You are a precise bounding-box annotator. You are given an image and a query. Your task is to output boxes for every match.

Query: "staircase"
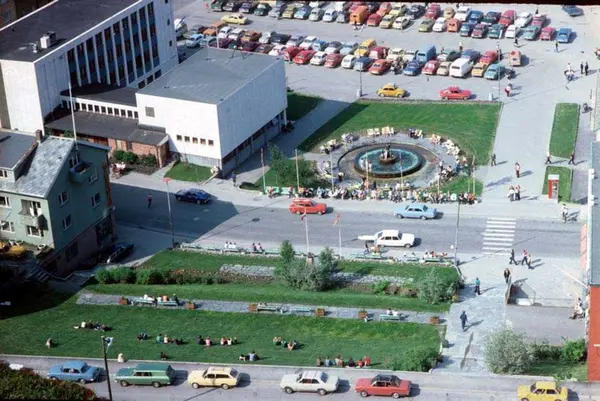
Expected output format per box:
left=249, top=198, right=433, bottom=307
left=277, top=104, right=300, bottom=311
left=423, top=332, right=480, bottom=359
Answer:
left=24, top=266, right=50, bottom=283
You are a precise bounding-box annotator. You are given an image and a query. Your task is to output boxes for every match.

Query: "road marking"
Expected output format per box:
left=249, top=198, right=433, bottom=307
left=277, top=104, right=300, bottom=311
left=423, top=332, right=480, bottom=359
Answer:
left=486, top=217, right=516, bottom=221
left=482, top=218, right=516, bottom=256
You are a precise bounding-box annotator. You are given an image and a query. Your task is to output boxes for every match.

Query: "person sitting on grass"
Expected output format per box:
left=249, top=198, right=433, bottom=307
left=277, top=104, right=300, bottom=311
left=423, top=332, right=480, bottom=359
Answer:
left=287, top=340, right=299, bottom=351
left=239, top=354, right=247, bottom=361
left=205, top=337, right=212, bottom=346
left=386, top=308, right=393, bottom=316
left=334, top=355, right=344, bottom=367
left=164, top=334, right=170, bottom=344
left=316, top=357, right=323, bottom=367
left=160, top=352, right=168, bottom=361
left=175, top=338, right=184, bottom=346
left=281, top=339, right=288, bottom=349
left=363, top=355, right=371, bottom=367
left=220, top=337, right=227, bottom=346
left=172, top=294, right=179, bottom=305
left=227, top=337, right=233, bottom=346
left=46, top=338, right=53, bottom=349
left=248, top=350, right=259, bottom=362
left=324, top=357, right=333, bottom=367
left=273, top=336, right=282, bottom=346
left=357, top=358, right=364, bottom=368
left=156, top=333, right=162, bottom=343
left=347, top=357, right=356, bottom=368
left=196, top=335, right=204, bottom=345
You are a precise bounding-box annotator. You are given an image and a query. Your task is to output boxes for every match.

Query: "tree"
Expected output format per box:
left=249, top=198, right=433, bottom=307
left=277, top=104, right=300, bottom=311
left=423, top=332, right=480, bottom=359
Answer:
left=415, top=268, right=457, bottom=304
left=274, top=244, right=334, bottom=292
left=279, top=240, right=295, bottom=265
left=267, top=143, right=315, bottom=187
left=484, top=329, right=533, bottom=374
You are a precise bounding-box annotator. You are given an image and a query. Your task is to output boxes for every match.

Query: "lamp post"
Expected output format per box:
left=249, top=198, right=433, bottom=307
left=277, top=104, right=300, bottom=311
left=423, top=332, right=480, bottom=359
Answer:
left=453, top=200, right=461, bottom=270
left=101, top=336, right=114, bottom=401
left=295, top=149, right=300, bottom=193
left=163, top=178, right=175, bottom=248
left=357, top=70, right=363, bottom=98
left=329, top=150, right=335, bottom=192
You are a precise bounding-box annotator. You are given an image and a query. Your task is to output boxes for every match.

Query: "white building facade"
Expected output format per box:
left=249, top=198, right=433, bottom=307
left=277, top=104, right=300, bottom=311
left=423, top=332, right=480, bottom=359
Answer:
left=0, top=0, right=178, bottom=134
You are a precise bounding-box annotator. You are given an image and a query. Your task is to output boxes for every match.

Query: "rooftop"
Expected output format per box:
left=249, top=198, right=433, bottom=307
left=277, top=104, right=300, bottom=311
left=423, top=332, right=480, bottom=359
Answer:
left=0, top=0, right=139, bottom=63
left=137, top=47, right=282, bottom=104
left=60, top=83, right=138, bottom=107
left=590, top=141, right=600, bottom=285
left=0, top=131, right=37, bottom=169
left=45, top=111, right=169, bottom=146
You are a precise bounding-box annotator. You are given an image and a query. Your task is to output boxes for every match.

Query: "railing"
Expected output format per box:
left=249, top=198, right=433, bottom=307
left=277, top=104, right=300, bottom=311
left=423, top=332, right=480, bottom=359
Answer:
left=594, top=73, right=600, bottom=131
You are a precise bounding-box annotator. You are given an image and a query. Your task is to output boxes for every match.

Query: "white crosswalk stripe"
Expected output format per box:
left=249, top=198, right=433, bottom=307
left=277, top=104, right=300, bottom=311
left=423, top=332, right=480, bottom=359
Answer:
left=482, top=218, right=516, bottom=256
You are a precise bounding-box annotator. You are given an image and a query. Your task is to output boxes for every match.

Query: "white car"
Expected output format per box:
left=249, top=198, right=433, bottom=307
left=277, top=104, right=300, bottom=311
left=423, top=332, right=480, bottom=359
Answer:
left=387, top=48, right=404, bottom=63
left=280, top=371, right=340, bottom=396
left=227, top=28, right=245, bottom=41
left=515, top=12, right=532, bottom=28
left=432, top=17, right=447, bottom=32
left=455, top=6, right=471, bottom=22
left=402, top=49, right=417, bottom=62
left=217, top=26, right=233, bottom=39
left=341, top=54, right=357, bottom=69
left=505, top=25, right=520, bottom=38
left=309, top=1, right=325, bottom=8
left=299, top=36, right=318, bottom=50
left=358, top=229, right=416, bottom=248
left=268, top=44, right=285, bottom=56
left=322, top=8, right=337, bottom=22
left=309, top=8, right=324, bottom=21
left=340, top=41, right=358, bottom=56
left=393, top=16, right=410, bottom=30
left=259, top=30, right=275, bottom=44
left=310, top=51, right=327, bottom=66
left=185, top=33, right=204, bottom=48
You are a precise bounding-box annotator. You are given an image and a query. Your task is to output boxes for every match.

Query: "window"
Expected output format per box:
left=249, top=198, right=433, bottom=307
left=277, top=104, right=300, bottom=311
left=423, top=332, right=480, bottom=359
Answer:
left=167, top=19, right=170, bottom=26
left=81, top=103, right=87, bottom=111
left=121, top=109, right=127, bottom=117
left=62, top=214, right=72, bottom=230
left=133, top=34, right=140, bottom=47
left=58, top=191, right=69, bottom=206
left=89, top=168, right=99, bottom=183
left=0, top=170, right=7, bottom=179
left=108, top=107, right=113, bottom=115
left=148, top=2, right=154, bottom=16
left=165, top=0, right=169, bottom=3
left=101, top=106, right=106, bottom=113
left=169, top=40, right=172, bottom=47
left=66, top=242, right=79, bottom=262
left=200, top=138, right=206, bottom=145
left=69, top=153, right=81, bottom=168
left=176, top=135, right=182, bottom=141
left=27, top=226, right=43, bottom=237
left=147, top=76, right=154, bottom=84
left=0, top=221, right=14, bottom=233
left=86, top=38, right=94, bottom=52
left=184, top=136, right=190, bottom=143
left=208, top=140, right=214, bottom=146
left=122, top=17, right=129, bottom=30
left=104, top=28, right=111, bottom=41
left=145, top=107, right=155, bottom=117
left=125, top=40, right=131, bottom=53
left=91, top=192, right=101, bottom=208
left=0, top=195, right=9, bottom=208
left=134, top=112, right=138, bottom=118
left=94, top=105, right=100, bottom=112
left=155, top=70, right=162, bottom=79
left=127, top=110, right=133, bottom=118
left=116, top=43, right=123, bottom=57
left=138, top=81, right=145, bottom=89
left=23, top=200, right=42, bottom=216
left=113, top=23, right=120, bottom=35
left=192, top=138, right=198, bottom=144
left=130, top=12, right=137, bottom=25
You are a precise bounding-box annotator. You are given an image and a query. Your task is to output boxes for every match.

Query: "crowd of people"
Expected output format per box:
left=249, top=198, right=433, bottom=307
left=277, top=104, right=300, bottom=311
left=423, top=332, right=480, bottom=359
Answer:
left=73, top=321, right=111, bottom=332
left=273, top=337, right=300, bottom=351
left=196, top=335, right=238, bottom=347
left=315, top=355, right=372, bottom=368
left=156, top=333, right=185, bottom=345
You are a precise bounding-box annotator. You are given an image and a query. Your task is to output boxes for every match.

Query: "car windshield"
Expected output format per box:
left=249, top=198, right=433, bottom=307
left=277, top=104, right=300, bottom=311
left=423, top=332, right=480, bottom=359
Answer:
left=422, top=205, right=428, bottom=212
left=230, top=369, right=238, bottom=377
left=80, top=364, right=88, bottom=373
left=320, top=372, right=328, bottom=382
left=530, top=384, right=537, bottom=392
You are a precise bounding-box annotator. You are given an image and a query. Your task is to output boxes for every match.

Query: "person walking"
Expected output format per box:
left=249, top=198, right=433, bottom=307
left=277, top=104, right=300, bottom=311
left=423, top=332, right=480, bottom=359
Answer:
left=231, top=171, right=237, bottom=187
left=514, top=37, right=519, bottom=47
left=508, top=186, right=515, bottom=202
left=514, top=162, right=520, bottom=178
left=562, top=203, right=568, bottom=223
left=568, top=151, right=575, bottom=165
left=474, top=277, right=481, bottom=295
left=509, top=248, right=517, bottom=265
left=504, top=85, right=511, bottom=97
left=503, top=268, right=511, bottom=284
left=526, top=253, right=533, bottom=269
left=458, top=41, right=463, bottom=53
left=580, top=62, right=584, bottom=75
left=555, top=41, right=559, bottom=52
left=491, top=153, right=497, bottom=166
left=147, top=192, right=153, bottom=208
left=585, top=62, right=589, bottom=76
left=364, top=242, right=370, bottom=254
left=460, top=311, right=468, bottom=332
left=545, top=152, right=551, bottom=164
left=520, top=249, right=528, bottom=266
left=516, top=184, right=521, bottom=201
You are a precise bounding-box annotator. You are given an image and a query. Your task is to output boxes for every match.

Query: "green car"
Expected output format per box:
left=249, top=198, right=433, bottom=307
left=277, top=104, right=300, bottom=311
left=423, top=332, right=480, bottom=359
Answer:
left=418, top=19, right=434, bottom=32
left=116, top=363, right=176, bottom=388
left=488, top=24, right=504, bottom=39
left=522, top=25, right=540, bottom=40
left=484, top=63, right=505, bottom=80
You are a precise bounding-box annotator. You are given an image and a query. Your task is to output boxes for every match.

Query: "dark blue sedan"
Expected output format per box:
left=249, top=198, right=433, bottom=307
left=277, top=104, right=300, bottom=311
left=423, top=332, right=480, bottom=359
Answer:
left=175, top=188, right=211, bottom=204
left=467, top=10, right=483, bottom=23
left=106, top=242, right=134, bottom=263
left=403, top=60, right=422, bottom=76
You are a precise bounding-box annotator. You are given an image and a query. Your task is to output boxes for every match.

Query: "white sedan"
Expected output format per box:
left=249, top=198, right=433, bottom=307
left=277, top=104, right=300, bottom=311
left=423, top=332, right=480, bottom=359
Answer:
left=268, top=44, right=285, bottom=56
left=341, top=54, right=357, bottom=69
left=432, top=17, right=447, bottom=32
left=515, top=12, right=532, bottom=28
left=505, top=25, right=520, bottom=39
left=299, top=36, right=318, bottom=49
left=280, top=371, right=339, bottom=396
left=259, top=30, right=275, bottom=44
left=322, top=9, right=337, bottom=22
left=310, top=51, right=327, bottom=66
left=358, top=229, right=416, bottom=248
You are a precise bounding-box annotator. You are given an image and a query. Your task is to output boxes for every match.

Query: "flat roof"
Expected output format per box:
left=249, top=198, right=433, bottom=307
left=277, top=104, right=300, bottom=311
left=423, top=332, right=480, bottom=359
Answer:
left=0, top=0, right=139, bottom=62
left=60, top=83, right=138, bottom=107
left=590, top=141, right=600, bottom=285
left=0, top=131, right=37, bottom=169
left=45, top=111, right=168, bottom=146
left=137, top=47, right=282, bottom=104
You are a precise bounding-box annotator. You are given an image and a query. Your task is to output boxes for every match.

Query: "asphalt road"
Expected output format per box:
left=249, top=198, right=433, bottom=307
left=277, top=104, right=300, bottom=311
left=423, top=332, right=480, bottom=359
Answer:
left=111, top=184, right=580, bottom=258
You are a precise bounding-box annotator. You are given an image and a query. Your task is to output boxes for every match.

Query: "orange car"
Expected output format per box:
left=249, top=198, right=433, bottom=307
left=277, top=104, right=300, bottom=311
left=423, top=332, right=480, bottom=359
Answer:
left=293, top=50, right=316, bottom=65
left=369, top=59, right=391, bottom=75
left=480, top=50, right=498, bottom=65
left=288, top=199, right=327, bottom=215
left=241, top=30, right=261, bottom=43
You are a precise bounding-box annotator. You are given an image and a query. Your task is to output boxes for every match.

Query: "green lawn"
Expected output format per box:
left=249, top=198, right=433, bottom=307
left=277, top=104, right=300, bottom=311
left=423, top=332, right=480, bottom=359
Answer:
left=164, top=162, right=213, bottom=182
left=525, top=360, right=587, bottom=382
left=297, top=102, right=501, bottom=164
left=429, top=176, right=484, bottom=196
left=88, top=282, right=451, bottom=313
left=0, top=287, right=440, bottom=368
left=542, top=166, right=573, bottom=202
left=549, top=103, right=580, bottom=159
left=286, top=93, right=323, bottom=121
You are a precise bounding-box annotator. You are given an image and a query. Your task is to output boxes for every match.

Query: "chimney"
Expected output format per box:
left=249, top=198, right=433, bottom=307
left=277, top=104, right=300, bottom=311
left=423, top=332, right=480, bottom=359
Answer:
left=35, top=129, right=44, bottom=142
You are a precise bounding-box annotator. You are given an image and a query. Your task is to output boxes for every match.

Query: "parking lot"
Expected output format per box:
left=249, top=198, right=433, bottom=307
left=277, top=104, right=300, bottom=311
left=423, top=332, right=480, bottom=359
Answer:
left=173, top=2, right=600, bottom=102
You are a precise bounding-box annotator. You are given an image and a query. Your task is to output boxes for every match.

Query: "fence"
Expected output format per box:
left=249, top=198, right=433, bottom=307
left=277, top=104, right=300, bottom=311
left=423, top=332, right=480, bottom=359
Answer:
left=593, top=74, right=600, bottom=132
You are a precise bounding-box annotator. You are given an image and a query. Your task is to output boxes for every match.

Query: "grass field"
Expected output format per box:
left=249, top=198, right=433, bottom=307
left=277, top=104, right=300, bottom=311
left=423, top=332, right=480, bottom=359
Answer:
left=297, top=102, right=501, bottom=164
left=525, top=360, right=587, bottom=382
left=164, top=162, right=213, bottom=182
left=430, top=176, right=484, bottom=196
left=286, top=93, right=323, bottom=121
left=542, top=166, right=573, bottom=202
left=0, top=287, right=440, bottom=368
left=549, top=103, right=580, bottom=159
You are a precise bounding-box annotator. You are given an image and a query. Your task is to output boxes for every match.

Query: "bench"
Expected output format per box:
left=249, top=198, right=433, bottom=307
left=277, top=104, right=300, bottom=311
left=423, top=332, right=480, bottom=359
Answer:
left=157, top=300, right=179, bottom=307
left=257, top=304, right=284, bottom=313
left=263, top=248, right=280, bottom=255
left=379, top=314, right=403, bottom=322
left=220, top=247, right=244, bottom=254
left=292, top=306, right=314, bottom=314
left=130, top=297, right=155, bottom=306
left=402, top=257, right=420, bottom=263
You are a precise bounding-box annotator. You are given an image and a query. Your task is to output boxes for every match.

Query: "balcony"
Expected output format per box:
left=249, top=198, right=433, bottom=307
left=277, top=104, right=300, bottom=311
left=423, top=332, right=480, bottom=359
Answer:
left=69, top=161, right=92, bottom=184
left=18, top=212, right=47, bottom=229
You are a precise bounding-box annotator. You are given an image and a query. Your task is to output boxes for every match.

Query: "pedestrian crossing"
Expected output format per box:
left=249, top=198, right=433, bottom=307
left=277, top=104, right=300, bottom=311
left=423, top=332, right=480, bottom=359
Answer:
left=482, top=218, right=516, bottom=256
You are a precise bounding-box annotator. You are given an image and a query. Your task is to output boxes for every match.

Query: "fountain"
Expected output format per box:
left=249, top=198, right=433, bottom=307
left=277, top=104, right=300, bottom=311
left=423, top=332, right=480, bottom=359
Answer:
left=354, top=144, right=424, bottom=179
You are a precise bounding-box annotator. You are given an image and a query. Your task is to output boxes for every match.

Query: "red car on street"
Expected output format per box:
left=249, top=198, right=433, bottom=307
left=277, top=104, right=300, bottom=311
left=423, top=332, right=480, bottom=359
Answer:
left=369, top=59, right=391, bottom=75
left=324, top=53, right=344, bottom=68
left=480, top=50, right=498, bottom=65
left=540, top=26, right=555, bottom=40
left=293, top=49, right=316, bottom=64
left=423, top=59, right=441, bottom=75
left=355, top=374, right=412, bottom=398
left=288, top=199, right=327, bottom=215
left=440, top=86, right=472, bottom=100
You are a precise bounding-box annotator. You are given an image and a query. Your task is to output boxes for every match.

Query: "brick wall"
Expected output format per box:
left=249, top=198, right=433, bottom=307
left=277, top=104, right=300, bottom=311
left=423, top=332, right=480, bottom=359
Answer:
left=589, top=286, right=600, bottom=381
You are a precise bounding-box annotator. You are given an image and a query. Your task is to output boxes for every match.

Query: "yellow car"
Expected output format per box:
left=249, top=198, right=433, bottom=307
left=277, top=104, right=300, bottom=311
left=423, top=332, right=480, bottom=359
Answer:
left=437, top=61, right=452, bottom=76
left=221, top=14, right=249, bottom=25
left=377, top=83, right=406, bottom=98
left=379, top=14, right=395, bottom=29
left=517, top=381, right=568, bottom=401
left=0, top=242, right=27, bottom=260
left=388, top=3, right=406, bottom=17
left=443, top=7, right=455, bottom=19
left=471, top=62, right=488, bottom=77
left=418, top=18, right=434, bottom=32
left=188, top=367, right=240, bottom=390
left=356, top=39, right=376, bottom=57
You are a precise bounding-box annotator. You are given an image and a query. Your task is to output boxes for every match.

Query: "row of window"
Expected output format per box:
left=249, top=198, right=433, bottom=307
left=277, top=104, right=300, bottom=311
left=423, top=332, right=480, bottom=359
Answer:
left=175, top=135, right=214, bottom=146
left=66, top=100, right=139, bottom=119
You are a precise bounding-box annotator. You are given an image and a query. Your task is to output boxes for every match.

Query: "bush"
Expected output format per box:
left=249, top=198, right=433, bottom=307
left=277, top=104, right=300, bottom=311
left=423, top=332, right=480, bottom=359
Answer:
left=415, top=268, right=458, bottom=304
left=268, top=143, right=316, bottom=187
left=279, top=240, right=295, bottom=266
left=373, top=281, right=390, bottom=295
left=560, top=338, right=586, bottom=363
left=387, top=347, right=439, bottom=372
left=484, top=329, right=533, bottom=374
left=122, top=151, right=139, bottom=164
left=110, top=266, right=136, bottom=284
left=112, top=149, right=126, bottom=162
left=275, top=248, right=334, bottom=292
left=531, top=340, right=561, bottom=361
left=135, top=269, right=166, bottom=285
left=139, top=154, right=158, bottom=168
left=94, top=268, right=114, bottom=284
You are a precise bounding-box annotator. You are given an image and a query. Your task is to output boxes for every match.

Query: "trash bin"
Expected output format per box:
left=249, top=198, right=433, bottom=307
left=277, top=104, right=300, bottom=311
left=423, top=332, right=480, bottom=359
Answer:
left=488, top=93, right=494, bottom=101
left=356, top=88, right=362, bottom=98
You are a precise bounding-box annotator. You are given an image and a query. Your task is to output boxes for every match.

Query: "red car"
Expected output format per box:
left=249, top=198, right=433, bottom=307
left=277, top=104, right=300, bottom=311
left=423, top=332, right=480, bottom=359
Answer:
left=498, top=10, right=515, bottom=26
left=293, top=49, right=316, bottom=65
left=283, top=46, right=300, bottom=62
left=479, top=50, right=498, bottom=65
left=209, top=38, right=233, bottom=49
left=532, top=14, right=546, bottom=27
left=376, top=2, right=392, bottom=16
left=355, top=374, right=412, bottom=398
left=255, top=44, right=274, bottom=54
left=440, top=86, right=472, bottom=100
left=288, top=198, right=327, bottom=215
left=369, top=59, right=391, bottom=75
left=367, top=13, right=383, bottom=26
left=424, top=4, right=440, bottom=19
left=540, top=26, right=555, bottom=40
left=241, top=41, right=260, bottom=52
left=324, top=53, right=344, bottom=68
left=423, top=59, right=440, bottom=75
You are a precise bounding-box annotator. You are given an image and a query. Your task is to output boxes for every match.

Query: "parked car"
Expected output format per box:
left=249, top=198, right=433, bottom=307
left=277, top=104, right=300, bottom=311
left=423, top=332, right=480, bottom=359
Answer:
left=324, top=41, right=342, bottom=54
left=405, top=4, right=425, bottom=19
left=488, top=24, right=504, bottom=39
left=532, top=14, right=546, bottom=27
left=210, top=37, right=232, bottom=48
left=281, top=5, right=297, bottom=18
left=268, top=44, right=285, bottom=56
left=393, top=16, right=411, bottom=30
left=515, top=12, right=532, bottom=28
left=188, top=366, right=240, bottom=389
left=293, top=49, right=316, bottom=65
left=402, top=49, right=417, bottom=62
left=106, top=242, right=134, bottom=263
left=369, top=59, right=391, bottom=75
left=499, top=10, right=516, bottom=26
left=241, top=41, right=260, bottom=52
left=47, top=361, right=101, bottom=384
left=287, top=35, right=306, bottom=48
left=175, top=188, right=211, bottom=204
left=322, top=8, right=337, bottom=22
left=423, top=59, right=440, bottom=75
left=484, top=63, right=505, bottom=80
left=432, top=17, right=447, bottom=32
left=270, top=33, right=291, bottom=45
left=424, top=5, right=440, bottom=19
left=268, top=4, right=283, bottom=18
left=221, top=14, right=248, bottom=24
left=517, top=381, right=568, bottom=401
left=437, top=49, right=461, bottom=62
left=461, top=49, right=480, bottom=63
left=367, top=13, right=383, bottom=26
left=389, top=3, right=407, bottom=17
left=471, top=62, right=488, bottom=77
left=437, top=61, right=452, bottom=76
left=556, top=27, right=572, bottom=43
left=387, top=48, right=404, bottom=63
left=480, top=50, right=498, bottom=65
left=211, top=0, right=226, bottom=12
left=288, top=198, right=327, bottom=215
left=336, top=11, right=349, bottom=23
left=540, top=26, right=555, bottom=41
left=280, top=370, right=339, bottom=395
left=183, top=25, right=207, bottom=39
left=341, top=54, right=357, bottom=68
left=294, top=5, right=312, bottom=20
left=116, top=363, right=176, bottom=388
left=186, top=34, right=205, bottom=48
left=562, top=5, right=583, bottom=17
left=377, top=2, right=392, bottom=16
left=355, top=374, right=412, bottom=398
left=309, top=7, right=325, bottom=21
left=258, top=30, right=275, bottom=44
left=467, top=10, right=483, bottom=23
left=253, top=3, right=271, bottom=16
left=255, top=43, right=274, bottom=54
left=310, top=51, right=327, bottom=65
left=340, top=41, right=358, bottom=55
left=324, top=53, right=344, bottom=68
left=522, top=25, right=541, bottom=40
left=358, top=229, right=415, bottom=248
left=217, top=26, right=233, bottom=39
left=311, top=39, right=328, bottom=51
left=505, top=25, right=520, bottom=39
left=440, top=86, right=472, bottom=100
left=459, top=22, right=475, bottom=36
left=471, top=23, right=487, bottom=38
left=240, top=2, right=258, bottom=13
left=377, top=83, right=407, bottom=98
left=222, top=0, right=242, bottom=12
left=403, top=60, right=422, bottom=75
left=482, top=11, right=500, bottom=25
left=227, top=27, right=246, bottom=41
left=299, top=36, right=317, bottom=49
left=354, top=56, right=375, bottom=71
left=379, top=14, right=395, bottom=29
left=241, top=30, right=261, bottom=43
left=418, top=18, right=435, bottom=32
left=454, top=5, right=471, bottom=22
left=443, top=7, right=455, bottom=19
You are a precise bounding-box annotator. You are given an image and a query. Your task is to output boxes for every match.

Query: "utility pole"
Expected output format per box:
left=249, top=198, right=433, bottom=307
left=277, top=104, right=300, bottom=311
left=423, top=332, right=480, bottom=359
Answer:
left=163, top=178, right=175, bottom=248
left=453, top=200, right=461, bottom=270
left=295, top=149, right=300, bottom=193
left=101, top=336, right=114, bottom=401
left=329, top=150, right=335, bottom=192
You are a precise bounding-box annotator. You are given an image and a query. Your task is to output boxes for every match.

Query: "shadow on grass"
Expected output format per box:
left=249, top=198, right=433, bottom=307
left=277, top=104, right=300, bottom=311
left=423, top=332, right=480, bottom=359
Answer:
left=0, top=282, right=72, bottom=320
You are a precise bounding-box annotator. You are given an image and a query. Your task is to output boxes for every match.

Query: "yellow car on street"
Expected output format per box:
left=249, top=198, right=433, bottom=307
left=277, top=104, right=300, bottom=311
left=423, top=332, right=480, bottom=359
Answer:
left=377, top=83, right=407, bottom=98
left=188, top=367, right=240, bottom=390
left=471, top=62, right=488, bottom=77
left=418, top=18, right=434, bottom=32
left=517, top=381, right=568, bottom=401
left=221, top=14, right=249, bottom=25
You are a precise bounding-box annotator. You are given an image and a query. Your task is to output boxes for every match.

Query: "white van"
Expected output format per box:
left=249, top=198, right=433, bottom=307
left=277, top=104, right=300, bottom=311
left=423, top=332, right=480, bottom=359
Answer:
left=449, top=58, right=472, bottom=78
left=174, top=18, right=188, bottom=39
left=402, top=49, right=417, bottom=62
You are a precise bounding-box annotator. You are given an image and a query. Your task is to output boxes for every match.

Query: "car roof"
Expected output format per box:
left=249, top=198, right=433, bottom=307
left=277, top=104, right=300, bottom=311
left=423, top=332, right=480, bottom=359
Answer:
left=558, top=27, right=571, bottom=32
left=406, top=203, right=427, bottom=208
left=374, top=374, right=398, bottom=381
left=63, top=360, right=87, bottom=369
left=300, top=370, right=325, bottom=379
left=207, top=366, right=235, bottom=374
left=135, top=363, right=171, bottom=371
left=378, top=229, right=400, bottom=235
left=534, top=381, right=558, bottom=390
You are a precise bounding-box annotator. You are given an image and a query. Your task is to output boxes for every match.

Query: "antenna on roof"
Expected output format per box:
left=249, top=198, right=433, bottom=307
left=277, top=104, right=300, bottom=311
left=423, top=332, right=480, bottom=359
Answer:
left=64, top=57, right=78, bottom=150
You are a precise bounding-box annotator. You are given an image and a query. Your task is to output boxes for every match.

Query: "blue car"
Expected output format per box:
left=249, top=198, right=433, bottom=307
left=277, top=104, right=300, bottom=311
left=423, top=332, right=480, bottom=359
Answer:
left=459, top=22, right=475, bottom=37
left=106, top=242, right=134, bottom=263
left=467, top=10, right=483, bottom=24
left=395, top=203, right=437, bottom=220
left=47, top=361, right=101, bottom=384
left=484, top=63, right=505, bottom=80
left=562, top=5, right=583, bottom=17
left=311, top=39, right=328, bottom=51
left=556, top=28, right=572, bottom=43
left=175, top=188, right=211, bottom=204
left=461, top=49, right=481, bottom=63
left=294, top=5, right=311, bottom=19
left=403, top=60, right=422, bottom=76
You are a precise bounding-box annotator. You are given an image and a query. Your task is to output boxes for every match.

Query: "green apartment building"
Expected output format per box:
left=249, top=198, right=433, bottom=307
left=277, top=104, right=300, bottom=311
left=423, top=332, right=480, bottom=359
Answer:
left=0, top=130, right=115, bottom=276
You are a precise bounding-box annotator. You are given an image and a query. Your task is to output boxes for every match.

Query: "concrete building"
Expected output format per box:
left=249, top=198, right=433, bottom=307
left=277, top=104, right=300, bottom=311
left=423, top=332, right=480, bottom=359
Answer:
left=0, top=130, right=116, bottom=276
left=0, top=0, right=178, bottom=134
left=0, top=0, right=16, bottom=28
left=587, top=140, right=600, bottom=381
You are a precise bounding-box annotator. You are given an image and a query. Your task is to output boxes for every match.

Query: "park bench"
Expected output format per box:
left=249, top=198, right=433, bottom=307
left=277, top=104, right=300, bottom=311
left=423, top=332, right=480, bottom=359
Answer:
left=257, top=304, right=284, bottom=313
left=263, top=248, right=280, bottom=255
left=292, top=306, right=314, bottom=314
left=402, top=256, right=420, bottom=263
left=422, top=257, right=444, bottom=264
left=130, top=297, right=154, bottom=306
left=157, top=300, right=179, bottom=307
left=220, top=247, right=244, bottom=254
left=379, top=314, right=403, bottom=322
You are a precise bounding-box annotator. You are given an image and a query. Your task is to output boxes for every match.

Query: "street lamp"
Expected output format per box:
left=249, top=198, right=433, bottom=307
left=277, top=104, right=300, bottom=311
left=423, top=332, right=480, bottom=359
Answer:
left=329, top=150, right=335, bottom=192
left=163, top=178, right=176, bottom=248
left=101, top=336, right=114, bottom=401
left=453, top=200, right=461, bottom=271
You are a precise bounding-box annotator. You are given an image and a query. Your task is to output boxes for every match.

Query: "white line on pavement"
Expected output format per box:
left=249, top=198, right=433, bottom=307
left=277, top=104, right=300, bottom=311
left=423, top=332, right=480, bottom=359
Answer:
left=487, top=218, right=517, bottom=222
left=482, top=233, right=515, bottom=238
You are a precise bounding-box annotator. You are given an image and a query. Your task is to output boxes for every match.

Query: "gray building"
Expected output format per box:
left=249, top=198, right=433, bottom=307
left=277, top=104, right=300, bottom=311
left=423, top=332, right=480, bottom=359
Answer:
left=0, top=130, right=116, bottom=276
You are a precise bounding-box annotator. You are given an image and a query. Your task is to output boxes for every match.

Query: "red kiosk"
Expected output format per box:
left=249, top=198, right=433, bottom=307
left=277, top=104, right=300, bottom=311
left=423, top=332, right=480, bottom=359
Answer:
left=547, top=174, right=560, bottom=202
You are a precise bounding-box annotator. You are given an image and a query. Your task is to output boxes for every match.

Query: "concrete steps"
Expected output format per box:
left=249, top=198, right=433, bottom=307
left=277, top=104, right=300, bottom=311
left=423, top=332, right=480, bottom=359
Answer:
left=25, top=267, right=50, bottom=283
